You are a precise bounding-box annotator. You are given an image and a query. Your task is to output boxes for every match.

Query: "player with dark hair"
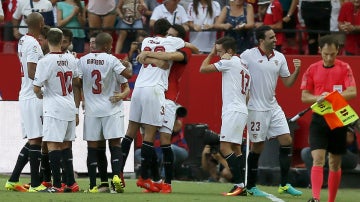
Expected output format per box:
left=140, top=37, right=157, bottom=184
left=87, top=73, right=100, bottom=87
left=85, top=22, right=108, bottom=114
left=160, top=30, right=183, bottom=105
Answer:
left=200, top=36, right=250, bottom=196
left=78, top=32, right=131, bottom=193
left=60, top=28, right=73, bottom=53
left=4, top=12, right=48, bottom=193
left=33, top=28, right=81, bottom=193
left=120, top=18, right=185, bottom=192
left=300, top=34, right=357, bottom=202
left=134, top=24, right=198, bottom=193
left=240, top=25, right=302, bottom=197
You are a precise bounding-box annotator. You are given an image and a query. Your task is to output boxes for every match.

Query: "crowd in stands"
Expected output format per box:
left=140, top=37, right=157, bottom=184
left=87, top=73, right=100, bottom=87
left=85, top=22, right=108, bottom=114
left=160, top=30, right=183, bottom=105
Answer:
left=1, top=0, right=359, bottom=55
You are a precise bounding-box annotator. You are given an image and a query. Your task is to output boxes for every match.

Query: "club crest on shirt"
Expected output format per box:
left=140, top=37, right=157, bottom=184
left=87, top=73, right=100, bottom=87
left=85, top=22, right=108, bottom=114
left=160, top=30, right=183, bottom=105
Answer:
left=274, top=60, right=279, bottom=66
left=252, top=134, right=258, bottom=139
left=258, top=60, right=263, bottom=63
left=33, top=46, right=38, bottom=53
left=217, top=61, right=222, bottom=66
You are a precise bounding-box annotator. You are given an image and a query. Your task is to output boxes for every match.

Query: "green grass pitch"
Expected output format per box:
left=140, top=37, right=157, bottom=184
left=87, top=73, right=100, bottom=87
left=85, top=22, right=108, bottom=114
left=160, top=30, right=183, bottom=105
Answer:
left=1, top=175, right=359, bottom=202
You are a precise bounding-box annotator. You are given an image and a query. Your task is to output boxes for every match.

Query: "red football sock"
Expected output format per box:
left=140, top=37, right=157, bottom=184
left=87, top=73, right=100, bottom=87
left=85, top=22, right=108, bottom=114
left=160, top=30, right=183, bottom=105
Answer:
left=311, top=166, right=323, bottom=200
left=328, top=169, right=342, bottom=202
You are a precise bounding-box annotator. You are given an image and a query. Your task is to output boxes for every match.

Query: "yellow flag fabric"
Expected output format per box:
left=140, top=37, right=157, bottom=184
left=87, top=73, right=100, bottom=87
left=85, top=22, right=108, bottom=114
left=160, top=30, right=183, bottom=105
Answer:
left=311, top=91, right=359, bottom=130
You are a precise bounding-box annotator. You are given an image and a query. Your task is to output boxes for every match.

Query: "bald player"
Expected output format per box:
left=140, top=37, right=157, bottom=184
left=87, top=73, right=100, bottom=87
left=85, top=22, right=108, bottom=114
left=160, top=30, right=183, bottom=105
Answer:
left=78, top=32, right=130, bottom=193
left=4, top=12, right=48, bottom=193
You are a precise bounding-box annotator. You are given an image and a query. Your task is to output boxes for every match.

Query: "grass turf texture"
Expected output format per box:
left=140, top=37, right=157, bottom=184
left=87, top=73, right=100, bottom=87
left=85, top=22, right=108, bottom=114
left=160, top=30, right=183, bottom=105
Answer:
left=1, top=175, right=359, bottom=202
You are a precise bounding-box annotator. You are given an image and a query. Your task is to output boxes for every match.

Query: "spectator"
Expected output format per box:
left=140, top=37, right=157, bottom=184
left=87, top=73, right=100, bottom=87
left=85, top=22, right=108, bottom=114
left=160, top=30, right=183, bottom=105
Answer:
left=0, top=2, right=4, bottom=23
left=256, top=0, right=284, bottom=52
left=123, top=31, right=148, bottom=99
left=150, top=0, right=190, bottom=32
left=1, top=0, right=17, bottom=41
left=280, top=0, right=298, bottom=47
left=300, top=0, right=331, bottom=55
left=142, top=0, right=159, bottom=32
left=187, top=0, right=221, bottom=53
left=214, top=0, right=255, bottom=54
left=338, top=0, right=360, bottom=55
left=301, top=128, right=359, bottom=188
left=115, top=0, right=147, bottom=54
left=56, top=0, right=86, bottom=53
left=12, top=0, right=54, bottom=39
left=201, top=145, right=232, bottom=183
left=86, top=0, right=117, bottom=35
left=300, top=34, right=357, bottom=202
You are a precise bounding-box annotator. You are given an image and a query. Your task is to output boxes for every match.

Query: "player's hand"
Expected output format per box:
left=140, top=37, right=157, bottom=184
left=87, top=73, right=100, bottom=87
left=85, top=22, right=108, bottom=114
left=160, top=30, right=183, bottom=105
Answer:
left=137, top=51, right=149, bottom=64
left=109, top=91, right=124, bottom=103
left=221, top=53, right=231, bottom=60
left=120, top=59, right=130, bottom=67
left=209, top=45, right=216, bottom=57
left=293, top=59, right=301, bottom=70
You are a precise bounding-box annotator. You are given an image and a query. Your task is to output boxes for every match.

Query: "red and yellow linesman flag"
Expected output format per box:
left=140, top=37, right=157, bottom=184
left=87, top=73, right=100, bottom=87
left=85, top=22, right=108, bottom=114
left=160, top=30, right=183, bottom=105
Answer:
left=311, top=91, right=359, bottom=130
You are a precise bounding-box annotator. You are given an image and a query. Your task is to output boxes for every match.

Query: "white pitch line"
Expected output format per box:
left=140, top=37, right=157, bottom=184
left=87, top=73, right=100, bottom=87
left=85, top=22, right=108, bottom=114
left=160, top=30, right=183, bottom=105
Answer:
left=264, top=192, right=285, bottom=202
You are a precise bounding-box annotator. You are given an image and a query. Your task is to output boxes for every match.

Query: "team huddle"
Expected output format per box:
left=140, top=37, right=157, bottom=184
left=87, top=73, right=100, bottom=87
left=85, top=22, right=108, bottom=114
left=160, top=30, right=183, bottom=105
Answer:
left=4, top=11, right=357, bottom=202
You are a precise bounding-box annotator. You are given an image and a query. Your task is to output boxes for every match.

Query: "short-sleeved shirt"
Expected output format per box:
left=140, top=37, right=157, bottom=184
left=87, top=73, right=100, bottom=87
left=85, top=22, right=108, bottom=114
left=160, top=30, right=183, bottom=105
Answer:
left=300, top=59, right=356, bottom=95
left=56, top=1, right=86, bottom=38
left=187, top=1, right=221, bottom=53
left=241, top=47, right=290, bottom=111
left=18, top=34, right=44, bottom=101
left=263, top=0, right=284, bottom=46
left=213, top=56, right=250, bottom=115
left=150, top=3, right=189, bottom=25
left=135, top=35, right=185, bottom=91
left=33, top=52, right=79, bottom=121
left=87, top=0, right=116, bottom=15
left=78, top=52, right=127, bottom=117
left=338, top=2, right=360, bottom=55
left=12, top=0, right=53, bottom=35
left=165, top=47, right=192, bottom=102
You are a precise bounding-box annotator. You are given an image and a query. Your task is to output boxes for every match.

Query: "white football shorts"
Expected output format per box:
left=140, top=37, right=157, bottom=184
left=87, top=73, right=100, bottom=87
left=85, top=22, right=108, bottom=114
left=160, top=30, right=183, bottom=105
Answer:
left=83, top=111, right=125, bottom=141
left=42, top=116, right=76, bottom=142
left=129, top=85, right=165, bottom=127
left=159, top=99, right=177, bottom=134
left=247, top=106, right=290, bottom=143
left=220, top=111, right=247, bottom=144
left=19, top=98, right=43, bottom=139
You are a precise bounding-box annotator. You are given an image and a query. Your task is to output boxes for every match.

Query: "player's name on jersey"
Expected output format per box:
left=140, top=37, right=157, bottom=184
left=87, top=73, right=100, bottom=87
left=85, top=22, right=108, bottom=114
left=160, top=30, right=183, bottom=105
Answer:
left=87, top=59, right=104, bottom=65
left=57, top=60, right=68, bottom=66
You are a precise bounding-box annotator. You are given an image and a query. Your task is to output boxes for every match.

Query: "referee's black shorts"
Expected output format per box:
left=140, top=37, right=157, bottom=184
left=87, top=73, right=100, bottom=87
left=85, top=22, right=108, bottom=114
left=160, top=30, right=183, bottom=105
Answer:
left=309, top=113, right=348, bottom=155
